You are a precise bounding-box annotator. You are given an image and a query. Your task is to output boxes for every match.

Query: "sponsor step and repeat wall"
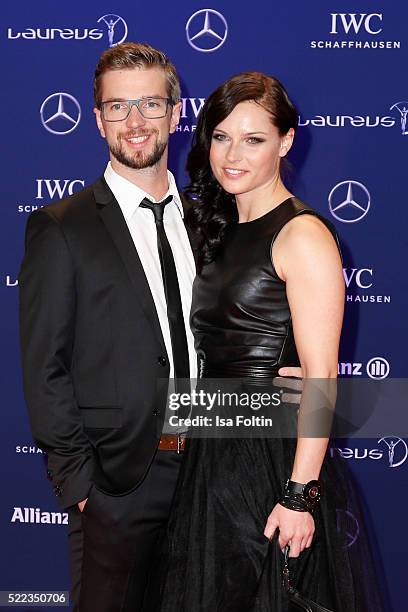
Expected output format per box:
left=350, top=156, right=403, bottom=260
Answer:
left=2, top=0, right=407, bottom=609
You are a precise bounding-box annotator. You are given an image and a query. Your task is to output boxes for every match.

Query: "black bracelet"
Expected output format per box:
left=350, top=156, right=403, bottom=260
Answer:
left=279, top=479, right=322, bottom=513
left=279, top=494, right=311, bottom=513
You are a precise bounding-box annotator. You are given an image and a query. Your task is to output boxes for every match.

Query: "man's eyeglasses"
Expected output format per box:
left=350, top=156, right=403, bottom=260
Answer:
left=101, top=97, right=172, bottom=121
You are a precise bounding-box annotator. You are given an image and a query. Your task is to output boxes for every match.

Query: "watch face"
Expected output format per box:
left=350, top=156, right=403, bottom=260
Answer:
left=304, top=480, right=321, bottom=501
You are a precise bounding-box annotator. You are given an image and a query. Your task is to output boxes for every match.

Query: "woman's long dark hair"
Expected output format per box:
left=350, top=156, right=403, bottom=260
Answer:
left=185, top=72, right=298, bottom=272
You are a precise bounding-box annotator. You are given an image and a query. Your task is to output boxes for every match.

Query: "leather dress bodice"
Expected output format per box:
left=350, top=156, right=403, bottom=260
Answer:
left=190, top=197, right=338, bottom=378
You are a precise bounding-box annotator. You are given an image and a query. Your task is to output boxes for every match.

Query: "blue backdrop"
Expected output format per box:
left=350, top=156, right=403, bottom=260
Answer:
left=2, top=0, right=407, bottom=609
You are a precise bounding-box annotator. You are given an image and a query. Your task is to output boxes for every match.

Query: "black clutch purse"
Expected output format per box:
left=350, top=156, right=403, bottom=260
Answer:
left=283, top=546, right=334, bottom=612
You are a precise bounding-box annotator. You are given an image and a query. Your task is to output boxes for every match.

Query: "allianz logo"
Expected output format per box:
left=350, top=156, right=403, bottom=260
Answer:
left=11, top=507, right=68, bottom=525
left=338, top=362, right=363, bottom=376
left=338, top=357, right=390, bottom=379
left=298, top=114, right=395, bottom=128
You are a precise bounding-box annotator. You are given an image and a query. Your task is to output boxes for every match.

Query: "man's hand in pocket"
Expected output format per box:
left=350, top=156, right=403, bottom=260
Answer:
left=78, top=498, right=88, bottom=513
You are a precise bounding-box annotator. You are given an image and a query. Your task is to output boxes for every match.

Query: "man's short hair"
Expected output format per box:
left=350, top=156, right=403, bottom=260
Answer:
left=94, top=42, right=181, bottom=108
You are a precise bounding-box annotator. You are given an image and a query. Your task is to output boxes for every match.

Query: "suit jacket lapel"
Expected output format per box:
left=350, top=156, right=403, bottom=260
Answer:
left=93, top=177, right=166, bottom=351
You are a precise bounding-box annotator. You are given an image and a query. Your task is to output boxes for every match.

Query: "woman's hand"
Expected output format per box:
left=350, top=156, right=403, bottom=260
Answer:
left=264, top=503, right=315, bottom=557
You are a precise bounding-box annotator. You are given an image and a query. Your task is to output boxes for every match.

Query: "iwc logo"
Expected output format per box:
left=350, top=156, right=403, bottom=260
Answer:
left=343, top=268, right=391, bottom=305
left=310, top=13, right=401, bottom=50
left=17, top=178, right=85, bottom=214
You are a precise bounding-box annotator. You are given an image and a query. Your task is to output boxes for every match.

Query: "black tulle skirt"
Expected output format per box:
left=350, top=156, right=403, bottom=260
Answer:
left=154, top=379, right=388, bottom=611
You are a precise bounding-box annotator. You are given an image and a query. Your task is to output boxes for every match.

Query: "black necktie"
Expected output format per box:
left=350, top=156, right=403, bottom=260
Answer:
left=140, top=196, right=190, bottom=395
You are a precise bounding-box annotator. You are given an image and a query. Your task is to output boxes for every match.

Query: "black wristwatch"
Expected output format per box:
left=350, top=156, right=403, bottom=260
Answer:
left=280, top=479, right=322, bottom=513
left=286, top=479, right=322, bottom=503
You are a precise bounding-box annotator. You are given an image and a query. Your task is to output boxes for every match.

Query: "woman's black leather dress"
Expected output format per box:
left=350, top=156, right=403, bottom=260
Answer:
left=156, top=198, right=386, bottom=612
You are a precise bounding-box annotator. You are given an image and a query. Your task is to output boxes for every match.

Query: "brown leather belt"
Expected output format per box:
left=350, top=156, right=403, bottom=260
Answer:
left=158, top=433, right=186, bottom=453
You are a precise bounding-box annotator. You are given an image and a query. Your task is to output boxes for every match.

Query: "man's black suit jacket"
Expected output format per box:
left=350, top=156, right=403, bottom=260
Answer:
left=19, top=177, right=196, bottom=509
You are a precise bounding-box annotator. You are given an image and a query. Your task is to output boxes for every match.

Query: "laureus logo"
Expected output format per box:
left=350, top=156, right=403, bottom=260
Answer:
left=377, top=437, right=408, bottom=467
left=7, top=14, right=128, bottom=46
left=97, top=14, right=128, bottom=48
left=331, top=438, right=407, bottom=468
left=390, top=102, right=408, bottom=135
left=298, top=100, right=408, bottom=136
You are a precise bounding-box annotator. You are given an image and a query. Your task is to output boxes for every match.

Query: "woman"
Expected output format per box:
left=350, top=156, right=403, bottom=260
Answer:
left=156, top=72, right=385, bottom=611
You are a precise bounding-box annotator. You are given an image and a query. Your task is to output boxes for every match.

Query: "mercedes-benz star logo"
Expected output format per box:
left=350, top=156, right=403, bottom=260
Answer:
left=40, top=93, right=81, bottom=136
left=97, top=14, right=128, bottom=48
left=328, top=180, right=371, bottom=223
left=186, top=9, right=228, bottom=52
left=378, top=437, right=408, bottom=468
left=390, top=101, right=408, bottom=135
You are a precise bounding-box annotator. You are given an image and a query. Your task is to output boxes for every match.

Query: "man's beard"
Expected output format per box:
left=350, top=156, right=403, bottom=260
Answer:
left=109, top=129, right=167, bottom=170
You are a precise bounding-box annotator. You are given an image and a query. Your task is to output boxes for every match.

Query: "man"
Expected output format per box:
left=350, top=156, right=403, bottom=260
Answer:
left=20, top=42, right=197, bottom=611
left=19, top=42, right=301, bottom=610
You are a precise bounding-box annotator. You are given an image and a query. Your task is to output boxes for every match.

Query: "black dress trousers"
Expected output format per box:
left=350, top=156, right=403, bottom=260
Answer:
left=68, top=449, right=183, bottom=612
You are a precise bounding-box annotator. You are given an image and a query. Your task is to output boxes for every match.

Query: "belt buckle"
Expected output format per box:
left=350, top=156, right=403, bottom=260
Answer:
left=177, top=433, right=182, bottom=454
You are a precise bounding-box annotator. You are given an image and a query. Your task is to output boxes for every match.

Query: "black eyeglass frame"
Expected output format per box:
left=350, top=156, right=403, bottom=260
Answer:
left=100, top=96, right=173, bottom=121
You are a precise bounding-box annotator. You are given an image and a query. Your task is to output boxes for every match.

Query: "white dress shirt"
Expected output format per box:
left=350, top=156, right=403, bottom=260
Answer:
left=104, top=162, right=197, bottom=382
